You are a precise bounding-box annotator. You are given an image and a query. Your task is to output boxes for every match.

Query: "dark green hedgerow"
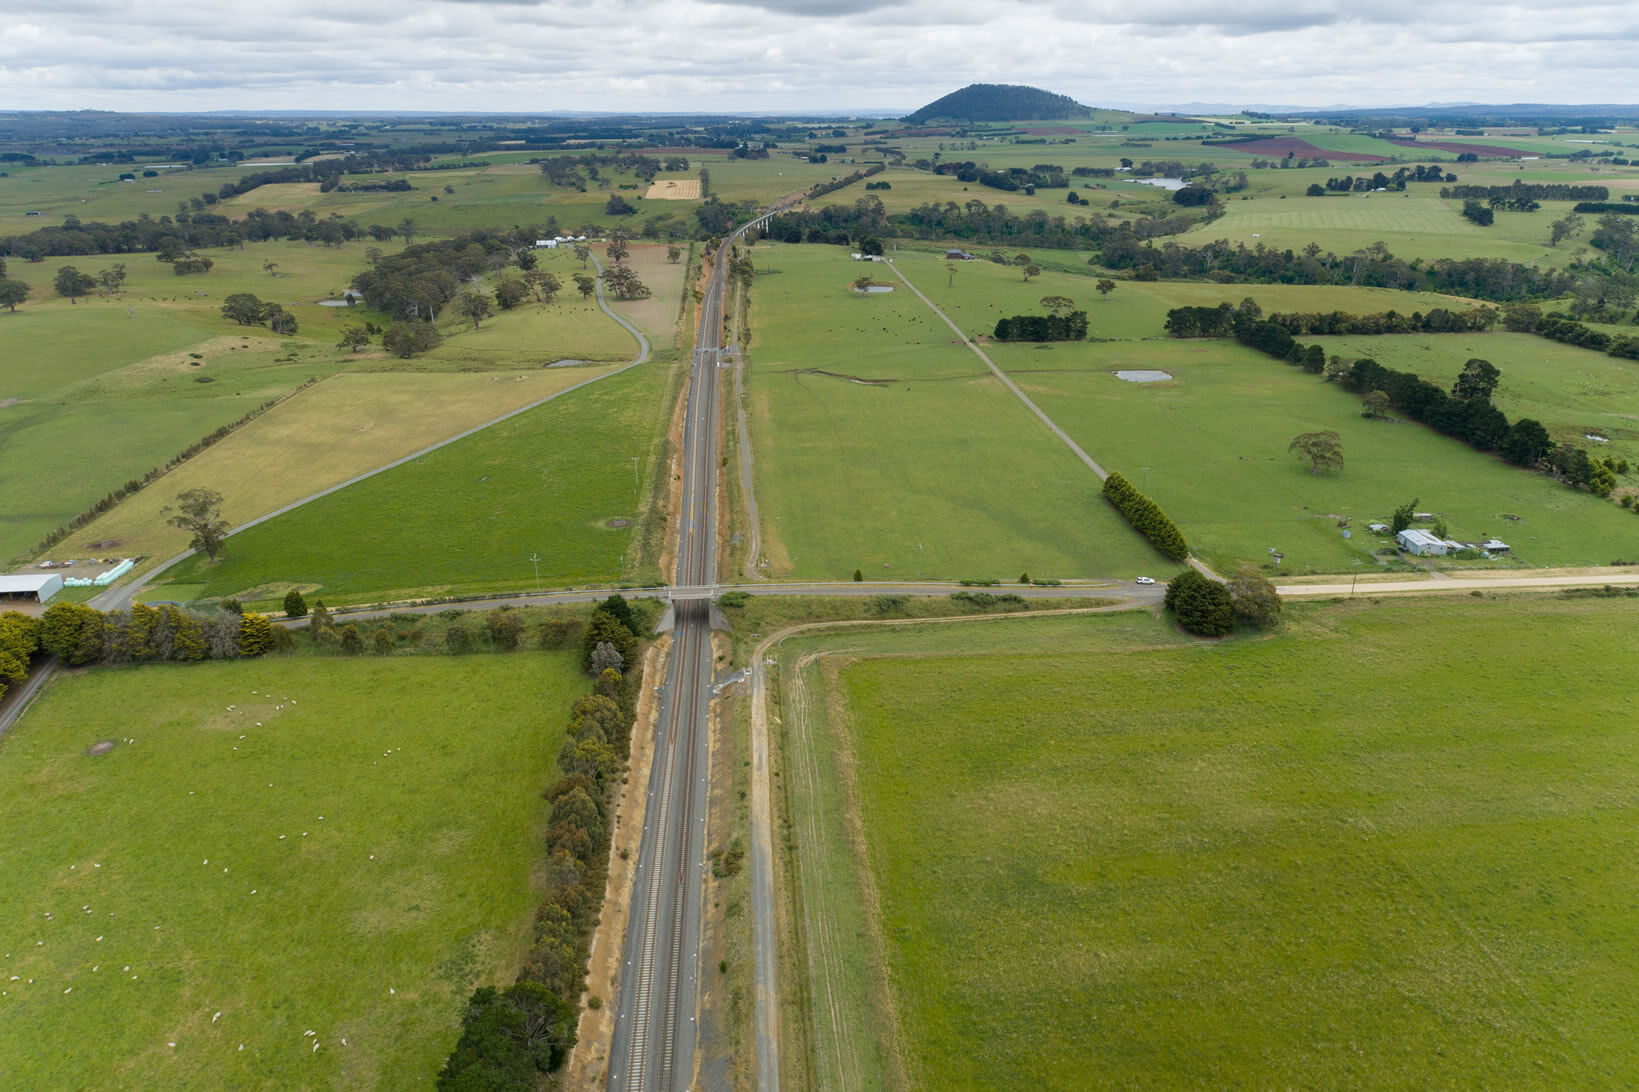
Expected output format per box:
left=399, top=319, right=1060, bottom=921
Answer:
left=1102, top=472, right=1189, bottom=561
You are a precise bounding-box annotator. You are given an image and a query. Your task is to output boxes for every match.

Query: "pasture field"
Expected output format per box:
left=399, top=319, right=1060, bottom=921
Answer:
left=50, top=366, right=622, bottom=568
left=982, top=336, right=1639, bottom=572
left=0, top=162, right=275, bottom=236
left=888, top=247, right=1483, bottom=341
left=0, top=322, right=342, bottom=563
left=2, top=240, right=649, bottom=565
left=0, top=653, right=581, bottom=1089
left=1311, top=331, right=1639, bottom=475
left=779, top=597, right=1639, bottom=1090
left=744, top=246, right=1160, bottom=581
left=1183, top=194, right=1558, bottom=265
left=697, top=156, right=840, bottom=205
left=154, top=358, right=678, bottom=607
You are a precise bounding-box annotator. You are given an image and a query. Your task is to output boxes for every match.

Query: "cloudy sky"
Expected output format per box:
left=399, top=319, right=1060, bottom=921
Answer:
left=1, top=0, right=1636, bottom=114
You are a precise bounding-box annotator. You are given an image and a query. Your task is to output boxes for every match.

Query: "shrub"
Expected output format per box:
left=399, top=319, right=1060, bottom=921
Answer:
left=338, top=624, right=364, bottom=655
left=445, top=624, right=472, bottom=654
left=717, top=590, right=751, bottom=608
left=282, top=589, right=307, bottom=618
left=1163, top=569, right=1235, bottom=636
left=538, top=617, right=584, bottom=650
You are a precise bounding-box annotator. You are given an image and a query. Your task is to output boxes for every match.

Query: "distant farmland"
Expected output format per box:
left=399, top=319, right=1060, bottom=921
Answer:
left=1214, top=137, right=1388, bottom=162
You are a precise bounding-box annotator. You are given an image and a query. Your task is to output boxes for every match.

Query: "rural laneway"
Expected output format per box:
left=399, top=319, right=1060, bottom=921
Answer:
left=93, top=253, right=655, bottom=616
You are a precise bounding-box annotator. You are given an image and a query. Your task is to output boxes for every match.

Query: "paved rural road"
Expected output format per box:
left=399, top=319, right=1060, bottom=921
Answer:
left=609, top=213, right=771, bottom=1092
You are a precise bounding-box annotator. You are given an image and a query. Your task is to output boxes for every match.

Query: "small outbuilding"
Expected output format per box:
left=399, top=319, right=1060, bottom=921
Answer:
left=0, top=573, right=63, bottom=604
left=1482, top=539, right=1511, bottom=555
left=945, top=249, right=976, bottom=261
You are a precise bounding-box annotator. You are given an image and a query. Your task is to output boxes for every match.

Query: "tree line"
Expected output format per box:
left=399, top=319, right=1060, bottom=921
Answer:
left=437, top=595, right=645, bottom=1087
left=1104, top=238, right=1577, bottom=302
left=991, top=310, right=1088, bottom=341
left=1102, top=471, right=1189, bottom=560
left=1441, top=182, right=1608, bottom=203
left=806, top=163, right=886, bottom=201
left=37, top=600, right=282, bottom=666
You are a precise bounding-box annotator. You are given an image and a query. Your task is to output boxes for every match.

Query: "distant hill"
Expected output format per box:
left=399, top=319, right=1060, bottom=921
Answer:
left=903, top=84, right=1092, bottom=124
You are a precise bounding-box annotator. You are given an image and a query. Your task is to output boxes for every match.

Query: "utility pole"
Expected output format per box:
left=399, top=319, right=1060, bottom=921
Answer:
left=631, top=456, right=640, bottom=499
left=529, top=553, right=541, bottom=591
left=917, top=543, right=924, bottom=581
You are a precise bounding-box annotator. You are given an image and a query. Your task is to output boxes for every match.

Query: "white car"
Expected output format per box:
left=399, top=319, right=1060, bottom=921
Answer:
left=1135, top=577, right=1156, bottom=585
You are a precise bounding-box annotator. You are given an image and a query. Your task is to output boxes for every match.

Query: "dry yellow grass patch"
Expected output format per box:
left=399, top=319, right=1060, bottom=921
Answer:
left=56, top=366, right=619, bottom=563
left=643, top=178, right=700, bottom=200
left=604, top=242, right=688, bottom=341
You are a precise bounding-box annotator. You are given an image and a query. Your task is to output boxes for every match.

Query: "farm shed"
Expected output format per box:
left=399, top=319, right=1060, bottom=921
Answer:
left=1396, top=529, right=1449, bottom=556
left=0, top=573, right=63, bottom=604
left=945, top=249, right=976, bottom=260
left=1482, top=539, right=1511, bottom=554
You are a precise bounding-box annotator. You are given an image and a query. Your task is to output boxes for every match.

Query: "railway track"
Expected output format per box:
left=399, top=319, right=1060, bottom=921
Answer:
left=610, top=217, right=770, bottom=1091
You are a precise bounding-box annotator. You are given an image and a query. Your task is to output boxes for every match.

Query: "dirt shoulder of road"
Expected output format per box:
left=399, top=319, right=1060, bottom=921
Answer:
left=1278, top=564, right=1639, bottom=586
left=562, top=635, right=670, bottom=1090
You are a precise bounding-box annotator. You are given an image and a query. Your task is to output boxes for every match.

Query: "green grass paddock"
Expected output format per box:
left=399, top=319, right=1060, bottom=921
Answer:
left=163, top=358, right=678, bottom=605
left=0, top=653, right=580, bottom=1088
left=786, top=597, right=1639, bottom=1089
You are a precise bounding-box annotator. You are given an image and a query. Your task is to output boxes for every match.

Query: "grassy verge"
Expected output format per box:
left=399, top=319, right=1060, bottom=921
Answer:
left=0, top=653, right=584, bottom=1088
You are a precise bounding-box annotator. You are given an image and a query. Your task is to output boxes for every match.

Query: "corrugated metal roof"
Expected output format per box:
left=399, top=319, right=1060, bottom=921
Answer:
left=0, top=573, right=62, bottom=594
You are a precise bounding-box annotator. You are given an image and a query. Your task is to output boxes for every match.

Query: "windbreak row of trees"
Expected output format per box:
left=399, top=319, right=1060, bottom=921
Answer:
left=3, top=206, right=402, bottom=259
left=438, top=596, right=645, bottom=1087
left=1102, top=471, right=1189, bottom=560
left=38, top=600, right=282, bottom=666
left=1103, top=237, right=1578, bottom=302
left=1442, top=182, right=1609, bottom=203
left=992, top=310, right=1088, bottom=341
left=806, top=163, right=885, bottom=201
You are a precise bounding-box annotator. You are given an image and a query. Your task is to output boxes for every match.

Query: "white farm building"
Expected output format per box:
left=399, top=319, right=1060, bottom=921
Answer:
left=0, top=573, right=63, bottom=604
left=1396, top=529, right=1455, bottom=556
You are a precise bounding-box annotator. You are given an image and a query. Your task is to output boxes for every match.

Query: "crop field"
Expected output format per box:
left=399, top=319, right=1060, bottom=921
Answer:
left=744, top=246, right=1160, bottom=581
left=1311, top=330, right=1639, bottom=473
left=980, top=336, right=1639, bottom=572
left=49, top=366, right=622, bottom=568
left=153, top=359, right=677, bottom=606
left=779, top=598, right=1639, bottom=1090
left=0, top=652, right=581, bottom=1088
